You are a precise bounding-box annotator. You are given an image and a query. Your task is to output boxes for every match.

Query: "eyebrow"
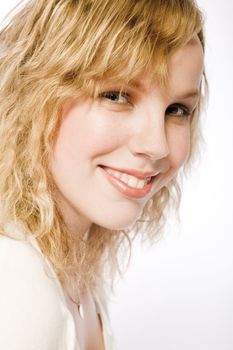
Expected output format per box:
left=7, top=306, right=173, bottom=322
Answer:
left=175, top=90, right=200, bottom=100
left=128, top=80, right=200, bottom=100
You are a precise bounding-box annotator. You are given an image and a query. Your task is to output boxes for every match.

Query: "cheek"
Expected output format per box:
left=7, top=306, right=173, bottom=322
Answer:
left=52, top=106, right=122, bottom=166
left=167, top=125, right=190, bottom=170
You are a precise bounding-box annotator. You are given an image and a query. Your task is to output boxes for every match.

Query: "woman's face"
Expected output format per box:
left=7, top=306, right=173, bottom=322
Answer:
left=50, top=34, right=204, bottom=235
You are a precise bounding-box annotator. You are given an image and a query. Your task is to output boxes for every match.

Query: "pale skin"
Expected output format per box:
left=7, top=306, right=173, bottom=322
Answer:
left=50, top=33, right=204, bottom=350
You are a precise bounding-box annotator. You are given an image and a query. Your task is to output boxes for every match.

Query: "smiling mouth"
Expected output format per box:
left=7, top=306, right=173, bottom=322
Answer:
left=98, top=165, right=155, bottom=187
left=98, top=165, right=159, bottom=199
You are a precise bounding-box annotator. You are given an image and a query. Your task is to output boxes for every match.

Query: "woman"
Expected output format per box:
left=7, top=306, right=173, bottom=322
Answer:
left=0, top=0, right=207, bottom=349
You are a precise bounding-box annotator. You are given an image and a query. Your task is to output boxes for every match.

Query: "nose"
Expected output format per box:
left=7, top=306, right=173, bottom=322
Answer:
left=129, top=108, right=170, bottom=161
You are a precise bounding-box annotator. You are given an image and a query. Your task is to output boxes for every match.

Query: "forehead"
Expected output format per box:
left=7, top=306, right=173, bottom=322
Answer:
left=92, top=33, right=204, bottom=103
left=127, top=35, right=204, bottom=99
left=166, top=35, right=204, bottom=96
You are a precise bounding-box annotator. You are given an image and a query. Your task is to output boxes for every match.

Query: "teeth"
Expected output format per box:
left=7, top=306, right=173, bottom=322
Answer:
left=104, top=168, right=151, bottom=189
left=128, top=176, right=146, bottom=189
left=121, top=173, right=129, bottom=183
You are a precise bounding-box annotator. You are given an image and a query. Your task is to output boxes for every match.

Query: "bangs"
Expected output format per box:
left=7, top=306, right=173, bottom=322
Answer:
left=5, top=0, right=204, bottom=98
left=62, top=0, right=204, bottom=96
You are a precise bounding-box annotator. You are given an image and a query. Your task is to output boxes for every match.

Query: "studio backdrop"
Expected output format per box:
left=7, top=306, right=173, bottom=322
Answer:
left=0, top=1, right=232, bottom=350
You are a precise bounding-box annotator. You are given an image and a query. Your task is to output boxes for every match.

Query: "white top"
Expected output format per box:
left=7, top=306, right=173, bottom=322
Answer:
left=0, top=221, right=118, bottom=350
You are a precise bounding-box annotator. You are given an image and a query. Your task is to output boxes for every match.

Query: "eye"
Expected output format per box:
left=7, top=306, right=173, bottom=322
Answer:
left=98, top=91, right=131, bottom=105
left=166, top=104, right=192, bottom=118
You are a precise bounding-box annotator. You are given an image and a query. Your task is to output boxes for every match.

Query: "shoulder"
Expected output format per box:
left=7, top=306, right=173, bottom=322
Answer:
left=0, top=233, right=56, bottom=290
left=0, top=234, right=72, bottom=350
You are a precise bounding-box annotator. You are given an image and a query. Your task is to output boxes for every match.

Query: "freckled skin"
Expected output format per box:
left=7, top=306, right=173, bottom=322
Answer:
left=50, top=34, right=204, bottom=235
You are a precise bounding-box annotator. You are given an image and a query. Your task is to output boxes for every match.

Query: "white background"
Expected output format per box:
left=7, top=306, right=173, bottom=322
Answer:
left=0, top=1, right=232, bottom=349
left=109, top=2, right=233, bottom=349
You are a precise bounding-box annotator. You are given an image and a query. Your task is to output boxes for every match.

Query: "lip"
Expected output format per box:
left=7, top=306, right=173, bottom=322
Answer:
left=99, top=165, right=158, bottom=199
left=99, top=165, right=159, bottom=180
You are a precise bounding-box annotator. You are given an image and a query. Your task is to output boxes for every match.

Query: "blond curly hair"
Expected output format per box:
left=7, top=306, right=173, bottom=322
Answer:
left=0, top=0, right=207, bottom=297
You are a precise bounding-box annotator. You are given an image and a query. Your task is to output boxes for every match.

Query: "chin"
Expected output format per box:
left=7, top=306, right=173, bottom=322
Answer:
left=103, top=222, right=134, bottom=231
left=94, top=212, right=142, bottom=231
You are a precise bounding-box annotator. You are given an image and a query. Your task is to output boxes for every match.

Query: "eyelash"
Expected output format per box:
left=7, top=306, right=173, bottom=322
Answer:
left=98, top=91, right=192, bottom=118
